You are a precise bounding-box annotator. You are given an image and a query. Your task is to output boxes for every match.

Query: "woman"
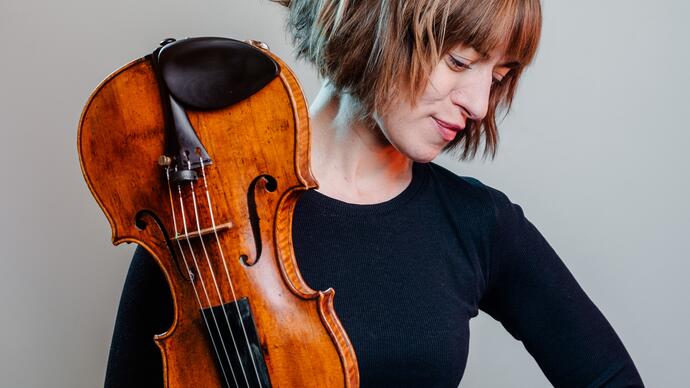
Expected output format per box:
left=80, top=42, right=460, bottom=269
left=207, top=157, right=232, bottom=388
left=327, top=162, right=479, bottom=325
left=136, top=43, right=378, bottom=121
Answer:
left=105, top=0, right=644, bottom=387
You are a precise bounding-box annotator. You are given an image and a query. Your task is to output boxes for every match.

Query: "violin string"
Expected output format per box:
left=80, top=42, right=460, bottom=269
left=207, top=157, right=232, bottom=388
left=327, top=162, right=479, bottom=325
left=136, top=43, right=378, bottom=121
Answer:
left=186, top=161, right=252, bottom=388
left=199, top=156, right=264, bottom=387
left=165, top=168, right=237, bottom=388
left=176, top=178, right=242, bottom=387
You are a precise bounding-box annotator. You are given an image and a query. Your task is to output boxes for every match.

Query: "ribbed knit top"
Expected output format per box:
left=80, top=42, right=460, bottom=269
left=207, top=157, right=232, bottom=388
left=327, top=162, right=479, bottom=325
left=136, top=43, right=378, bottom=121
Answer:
left=104, top=161, right=644, bottom=388
left=290, top=161, right=644, bottom=387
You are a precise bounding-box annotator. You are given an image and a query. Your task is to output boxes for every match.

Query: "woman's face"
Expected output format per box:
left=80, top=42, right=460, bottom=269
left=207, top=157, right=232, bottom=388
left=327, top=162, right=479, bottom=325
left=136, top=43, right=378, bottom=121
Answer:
left=375, top=44, right=515, bottom=163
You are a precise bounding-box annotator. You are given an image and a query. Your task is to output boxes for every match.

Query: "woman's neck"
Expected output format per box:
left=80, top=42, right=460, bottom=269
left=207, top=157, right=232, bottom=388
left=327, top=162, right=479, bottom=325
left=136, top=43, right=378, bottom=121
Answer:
left=308, top=82, right=413, bottom=204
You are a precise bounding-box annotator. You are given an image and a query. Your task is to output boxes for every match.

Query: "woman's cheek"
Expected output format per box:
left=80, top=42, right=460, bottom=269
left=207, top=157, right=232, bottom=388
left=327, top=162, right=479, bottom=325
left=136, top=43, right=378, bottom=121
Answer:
left=424, top=65, right=459, bottom=101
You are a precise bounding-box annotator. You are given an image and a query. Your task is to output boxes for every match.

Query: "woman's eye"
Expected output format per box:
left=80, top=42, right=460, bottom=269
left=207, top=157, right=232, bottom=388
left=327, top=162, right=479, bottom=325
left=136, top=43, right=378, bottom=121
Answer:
left=448, top=55, right=471, bottom=70
left=448, top=54, right=509, bottom=86
left=492, top=70, right=512, bottom=86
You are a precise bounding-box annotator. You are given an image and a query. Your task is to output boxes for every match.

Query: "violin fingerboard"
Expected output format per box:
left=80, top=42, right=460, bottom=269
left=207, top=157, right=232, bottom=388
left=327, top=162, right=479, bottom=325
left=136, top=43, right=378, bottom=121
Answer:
left=201, top=297, right=272, bottom=388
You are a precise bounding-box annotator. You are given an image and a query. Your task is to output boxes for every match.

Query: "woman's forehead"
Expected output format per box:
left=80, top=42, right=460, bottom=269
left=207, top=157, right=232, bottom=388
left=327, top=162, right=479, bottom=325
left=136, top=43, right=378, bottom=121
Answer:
left=443, top=0, right=541, bottom=68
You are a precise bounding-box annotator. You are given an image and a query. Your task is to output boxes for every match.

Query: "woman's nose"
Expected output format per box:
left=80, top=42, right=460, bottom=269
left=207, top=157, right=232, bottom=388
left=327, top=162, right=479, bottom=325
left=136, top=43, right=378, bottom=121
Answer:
left=450, top=70, right=493, bottom=121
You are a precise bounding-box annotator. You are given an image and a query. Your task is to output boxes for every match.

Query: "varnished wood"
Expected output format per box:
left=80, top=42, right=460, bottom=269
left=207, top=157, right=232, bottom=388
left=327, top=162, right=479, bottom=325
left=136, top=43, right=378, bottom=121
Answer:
left=173, top=222, right=233, bottom=241
left=78, top=42, right=359, bottom=388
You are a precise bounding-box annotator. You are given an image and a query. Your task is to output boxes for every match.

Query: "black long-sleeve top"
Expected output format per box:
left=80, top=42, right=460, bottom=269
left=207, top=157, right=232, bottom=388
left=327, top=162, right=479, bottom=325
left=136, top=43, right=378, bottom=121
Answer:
left=104, top=161, right=644, bottom=387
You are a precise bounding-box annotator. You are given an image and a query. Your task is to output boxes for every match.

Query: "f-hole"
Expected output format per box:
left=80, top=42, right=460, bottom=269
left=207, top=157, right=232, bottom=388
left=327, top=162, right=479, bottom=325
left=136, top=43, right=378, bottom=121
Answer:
left=134, top=209, right=191, bottom=281
left=244, top=174, right=277, bottom=266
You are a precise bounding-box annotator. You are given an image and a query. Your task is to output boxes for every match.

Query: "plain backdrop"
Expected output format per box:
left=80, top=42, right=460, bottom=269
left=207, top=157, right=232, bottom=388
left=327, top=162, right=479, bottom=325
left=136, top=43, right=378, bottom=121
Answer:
left=1, top=0, right=688, bottom=387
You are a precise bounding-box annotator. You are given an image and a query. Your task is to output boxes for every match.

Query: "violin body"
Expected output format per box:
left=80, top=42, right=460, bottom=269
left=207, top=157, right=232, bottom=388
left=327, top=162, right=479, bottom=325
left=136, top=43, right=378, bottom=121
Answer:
left=78, top=37, right=359, bottom=387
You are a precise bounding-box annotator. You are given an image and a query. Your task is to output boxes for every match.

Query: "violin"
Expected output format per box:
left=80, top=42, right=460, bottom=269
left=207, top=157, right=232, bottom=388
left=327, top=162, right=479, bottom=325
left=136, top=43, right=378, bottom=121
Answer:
left=78, top=36, right=359, bottom=387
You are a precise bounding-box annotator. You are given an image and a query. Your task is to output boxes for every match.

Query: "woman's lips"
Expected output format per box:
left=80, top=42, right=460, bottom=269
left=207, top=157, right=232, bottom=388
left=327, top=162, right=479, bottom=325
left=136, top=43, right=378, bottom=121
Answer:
left=432, top=116, right=464, bottom=141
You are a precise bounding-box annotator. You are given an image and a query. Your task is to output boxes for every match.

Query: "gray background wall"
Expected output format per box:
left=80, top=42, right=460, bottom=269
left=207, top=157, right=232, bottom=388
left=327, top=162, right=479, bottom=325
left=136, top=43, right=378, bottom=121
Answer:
left=0, top=0, right=687, bottom=387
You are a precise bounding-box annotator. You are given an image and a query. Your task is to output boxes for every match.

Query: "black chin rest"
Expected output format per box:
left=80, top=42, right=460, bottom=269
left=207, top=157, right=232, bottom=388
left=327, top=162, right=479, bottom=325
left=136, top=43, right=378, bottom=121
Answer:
left=157, top=37, right=280, bottom=110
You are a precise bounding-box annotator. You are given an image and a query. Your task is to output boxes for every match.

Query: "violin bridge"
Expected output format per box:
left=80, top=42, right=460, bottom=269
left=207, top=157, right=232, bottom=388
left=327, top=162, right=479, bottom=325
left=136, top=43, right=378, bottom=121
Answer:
left=174, top=222, right=233, bottom=241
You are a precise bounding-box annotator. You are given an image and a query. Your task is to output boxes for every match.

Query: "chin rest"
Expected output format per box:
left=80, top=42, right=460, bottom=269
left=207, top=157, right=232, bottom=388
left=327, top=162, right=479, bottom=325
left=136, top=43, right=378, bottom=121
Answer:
left=156, top=37, right=280, bottom=110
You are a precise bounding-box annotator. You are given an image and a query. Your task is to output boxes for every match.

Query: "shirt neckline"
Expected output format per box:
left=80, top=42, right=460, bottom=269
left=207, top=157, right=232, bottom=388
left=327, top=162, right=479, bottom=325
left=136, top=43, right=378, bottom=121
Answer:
left=303, top=161, right=429, bottom=216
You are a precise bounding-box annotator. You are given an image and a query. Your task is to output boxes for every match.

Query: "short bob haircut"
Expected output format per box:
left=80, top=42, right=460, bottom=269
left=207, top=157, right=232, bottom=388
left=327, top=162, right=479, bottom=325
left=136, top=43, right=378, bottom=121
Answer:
left=271, top=0, right=542, bottom=161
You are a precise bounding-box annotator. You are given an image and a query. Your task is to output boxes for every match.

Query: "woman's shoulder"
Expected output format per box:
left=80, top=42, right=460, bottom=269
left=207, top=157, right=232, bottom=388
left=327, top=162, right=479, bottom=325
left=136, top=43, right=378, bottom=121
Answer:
left=426, top=161, right=485, bottom=187
left=424, top=161, right=529, bottom=248
left=425, top=161, right=514, bottom=212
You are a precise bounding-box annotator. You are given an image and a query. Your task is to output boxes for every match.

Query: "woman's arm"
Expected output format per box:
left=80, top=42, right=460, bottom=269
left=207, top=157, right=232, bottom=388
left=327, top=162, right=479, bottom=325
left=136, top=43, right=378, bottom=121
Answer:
left=104, top=246, right=173, bottom=388
left=479, top=188, right=644, bottom=387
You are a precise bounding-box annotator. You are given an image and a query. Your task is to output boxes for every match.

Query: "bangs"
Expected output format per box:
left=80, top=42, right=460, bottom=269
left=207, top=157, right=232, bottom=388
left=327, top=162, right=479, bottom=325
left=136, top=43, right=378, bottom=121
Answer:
left=444, top=0, right=542, bottom=67
left=275, top=0, right=543, bottom=161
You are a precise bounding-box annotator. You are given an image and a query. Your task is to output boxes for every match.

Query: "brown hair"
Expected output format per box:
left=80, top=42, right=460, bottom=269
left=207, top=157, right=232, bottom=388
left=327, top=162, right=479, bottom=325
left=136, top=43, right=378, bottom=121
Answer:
left=272, top=0, right=542, bottom=160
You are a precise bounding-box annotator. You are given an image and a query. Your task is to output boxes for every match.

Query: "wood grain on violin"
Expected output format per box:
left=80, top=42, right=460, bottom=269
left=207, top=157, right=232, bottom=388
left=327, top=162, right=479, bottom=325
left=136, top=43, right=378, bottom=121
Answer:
left=78, top=37, right=359, bottom=388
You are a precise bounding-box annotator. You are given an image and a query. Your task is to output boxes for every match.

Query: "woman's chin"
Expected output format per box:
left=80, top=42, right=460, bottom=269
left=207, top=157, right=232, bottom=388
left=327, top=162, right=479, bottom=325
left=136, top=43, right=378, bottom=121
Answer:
left=402, top=143, right=442, bottom=163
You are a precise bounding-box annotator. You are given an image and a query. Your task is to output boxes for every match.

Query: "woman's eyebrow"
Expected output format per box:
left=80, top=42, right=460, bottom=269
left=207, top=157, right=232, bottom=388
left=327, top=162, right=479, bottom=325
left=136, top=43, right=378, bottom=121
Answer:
left=464, top=46, right=521, bottom=68
left=475, top=49, right=521, bottom=68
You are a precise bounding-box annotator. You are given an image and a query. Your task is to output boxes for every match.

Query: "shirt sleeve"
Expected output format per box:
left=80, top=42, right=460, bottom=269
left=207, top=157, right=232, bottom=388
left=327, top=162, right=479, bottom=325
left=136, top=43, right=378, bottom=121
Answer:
left=478, top=187, right=644, bottom=388
left=104, top=245, right=172, bottom=388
